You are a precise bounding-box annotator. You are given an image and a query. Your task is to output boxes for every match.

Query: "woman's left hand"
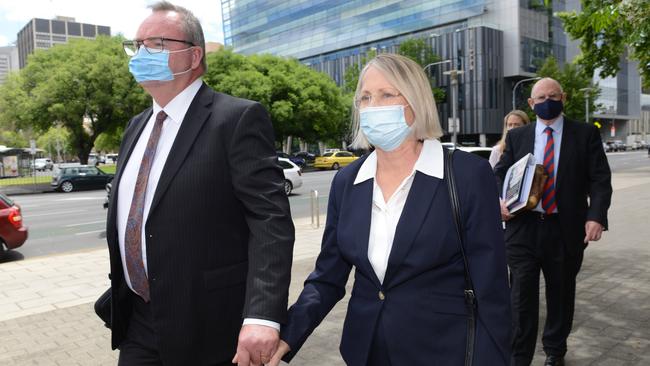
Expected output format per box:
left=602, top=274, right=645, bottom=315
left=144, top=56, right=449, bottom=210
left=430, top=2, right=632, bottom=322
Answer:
left=267, top=340, right=291, bottom=366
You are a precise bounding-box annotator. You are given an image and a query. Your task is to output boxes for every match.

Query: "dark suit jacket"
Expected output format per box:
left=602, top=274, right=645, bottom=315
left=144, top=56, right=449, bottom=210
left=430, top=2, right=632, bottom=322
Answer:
left=281, top=150, right=511, bottom=365
left=105, top=82, right=294, bottom=365
left=494, top=118, right=612, bottom=255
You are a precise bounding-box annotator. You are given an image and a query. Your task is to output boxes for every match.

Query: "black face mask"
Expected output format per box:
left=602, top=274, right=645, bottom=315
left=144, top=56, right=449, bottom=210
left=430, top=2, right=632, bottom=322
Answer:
left=534, top=99, right=564, bottom=120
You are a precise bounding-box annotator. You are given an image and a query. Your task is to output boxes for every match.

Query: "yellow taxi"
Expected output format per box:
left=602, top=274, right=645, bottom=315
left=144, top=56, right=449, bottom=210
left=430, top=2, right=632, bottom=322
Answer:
left=314, top=151, right=359, bottom=170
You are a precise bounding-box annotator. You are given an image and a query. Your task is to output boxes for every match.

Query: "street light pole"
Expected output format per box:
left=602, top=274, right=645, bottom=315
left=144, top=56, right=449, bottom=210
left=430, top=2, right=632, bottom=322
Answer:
left=580, top=87, right=593, bottom=124
left=423, top=59, right=452, bottom=73
left=512, top=77, right=541, bottom=110
left=444, top=69, right=464, bottom=144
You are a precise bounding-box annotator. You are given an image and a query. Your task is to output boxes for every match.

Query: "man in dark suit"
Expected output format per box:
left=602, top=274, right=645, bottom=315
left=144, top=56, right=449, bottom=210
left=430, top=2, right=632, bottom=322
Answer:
left=104, top=2, right=294, bottom=365
left=494, top=78, right=612, bottom=366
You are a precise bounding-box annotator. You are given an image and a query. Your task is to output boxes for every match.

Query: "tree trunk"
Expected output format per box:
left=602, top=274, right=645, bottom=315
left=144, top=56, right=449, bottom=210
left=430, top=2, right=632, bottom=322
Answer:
left=285, top=136, right=293, bottom=154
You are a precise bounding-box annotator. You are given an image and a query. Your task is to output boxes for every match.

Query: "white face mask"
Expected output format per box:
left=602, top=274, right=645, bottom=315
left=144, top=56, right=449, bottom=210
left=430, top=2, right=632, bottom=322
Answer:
left=360, top=105, right=412, bottom=151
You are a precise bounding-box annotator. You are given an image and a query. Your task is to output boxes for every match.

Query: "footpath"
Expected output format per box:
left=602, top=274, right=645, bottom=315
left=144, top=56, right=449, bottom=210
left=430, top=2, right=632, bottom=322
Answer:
left=0, top=167, right=649, bottom=365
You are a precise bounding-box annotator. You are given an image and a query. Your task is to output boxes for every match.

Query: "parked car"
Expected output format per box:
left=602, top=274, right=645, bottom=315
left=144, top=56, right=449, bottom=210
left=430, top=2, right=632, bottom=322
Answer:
left=278, top=157, right=302, bottom=195
left=277, top=152, right=305, bottom=168
left=0, top=193, right=28, bottom=254
left=457, top=146, right=492, bottom=160
left=631, top=141, right=643, bottom=150
left=106, top=154, right=119, bottom=164
left=51, top=165, right=114, bottom=193
left=292, top=151, right=316, bottom=165
left=32, top=158, right=54, bottom=171
left=314, top=151, right=358, bottom=170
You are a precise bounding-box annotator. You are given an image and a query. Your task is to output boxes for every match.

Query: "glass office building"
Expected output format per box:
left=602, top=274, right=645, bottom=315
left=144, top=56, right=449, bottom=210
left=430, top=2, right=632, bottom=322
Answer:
left=223, top=0, right=642, bottom=145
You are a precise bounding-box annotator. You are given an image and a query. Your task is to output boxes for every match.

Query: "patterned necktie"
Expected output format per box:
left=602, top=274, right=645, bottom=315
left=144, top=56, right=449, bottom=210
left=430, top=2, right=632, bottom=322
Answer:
left=125, top=110, right=167, bottom=302
left=541, top=127, right=557, bottom=214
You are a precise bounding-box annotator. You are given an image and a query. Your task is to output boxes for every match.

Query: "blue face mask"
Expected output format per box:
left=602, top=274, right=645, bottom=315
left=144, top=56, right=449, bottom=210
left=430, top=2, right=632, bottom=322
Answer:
left=360, top=105, right=412, bottom=151
left=128, top=46, right=193, bottom=83
left=534, top=99, right=564, bottom=120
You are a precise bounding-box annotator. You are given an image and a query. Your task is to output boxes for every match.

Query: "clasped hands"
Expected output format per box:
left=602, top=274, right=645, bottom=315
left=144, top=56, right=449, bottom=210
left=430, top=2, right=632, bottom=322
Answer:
left=232, top=324, right=291, bottom=366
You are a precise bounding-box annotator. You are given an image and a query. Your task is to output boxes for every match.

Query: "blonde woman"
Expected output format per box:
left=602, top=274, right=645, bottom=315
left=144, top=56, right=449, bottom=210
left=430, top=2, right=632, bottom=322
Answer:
left=265, top=54, right=511, bottom=366
left=489, top=110, right=530, bottom=168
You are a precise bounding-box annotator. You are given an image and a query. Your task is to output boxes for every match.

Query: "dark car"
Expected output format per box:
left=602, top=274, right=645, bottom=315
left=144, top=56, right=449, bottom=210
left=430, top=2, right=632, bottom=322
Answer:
left=51, top=165, right=114, bottom=193
left=0, top=193, right=28, bottom=253
left=292, top=151, right=316, bottom=164
left=277, top=152, right=306, bottom=168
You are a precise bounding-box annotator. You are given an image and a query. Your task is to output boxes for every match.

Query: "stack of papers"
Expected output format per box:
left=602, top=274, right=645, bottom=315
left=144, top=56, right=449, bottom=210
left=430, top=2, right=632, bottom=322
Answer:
left=502, top=153, right=538, bottom=214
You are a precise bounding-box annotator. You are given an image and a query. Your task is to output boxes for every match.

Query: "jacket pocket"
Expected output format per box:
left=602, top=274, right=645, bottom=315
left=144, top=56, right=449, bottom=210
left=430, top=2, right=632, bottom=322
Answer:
left=203, top=261, right=248, bottom=290
left=426, top=292, right=468, bottom=316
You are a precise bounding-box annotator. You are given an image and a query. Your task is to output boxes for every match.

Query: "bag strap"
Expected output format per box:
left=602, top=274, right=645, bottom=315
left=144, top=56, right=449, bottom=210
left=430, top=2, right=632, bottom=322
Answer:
left=444, top=148, right=476, bottom=366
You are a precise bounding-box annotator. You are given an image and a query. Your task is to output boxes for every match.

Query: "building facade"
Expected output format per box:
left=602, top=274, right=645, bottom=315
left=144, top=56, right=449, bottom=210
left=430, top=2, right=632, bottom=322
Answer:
left=16, top=16, right=111, bottom=69
left=0, top=46, right=19, bottom=85
left=223, top=0, right=642, bottom=146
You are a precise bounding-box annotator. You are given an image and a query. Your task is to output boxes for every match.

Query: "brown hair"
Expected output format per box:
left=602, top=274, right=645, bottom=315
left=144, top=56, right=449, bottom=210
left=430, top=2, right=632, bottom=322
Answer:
left=497, top=110, right=530, bottom=152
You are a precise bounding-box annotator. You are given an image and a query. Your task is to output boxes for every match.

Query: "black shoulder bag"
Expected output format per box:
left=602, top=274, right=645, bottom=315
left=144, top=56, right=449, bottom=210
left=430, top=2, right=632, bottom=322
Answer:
left=444, top=148, right=476, bottom=366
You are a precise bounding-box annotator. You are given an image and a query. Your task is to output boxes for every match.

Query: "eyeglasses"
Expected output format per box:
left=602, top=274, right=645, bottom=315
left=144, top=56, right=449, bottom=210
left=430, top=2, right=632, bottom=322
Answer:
left=354, top=91, right=405, bottom=108
left=531, top=92, right=563, bottom=104
left=123, top=37, right=195, bottom=56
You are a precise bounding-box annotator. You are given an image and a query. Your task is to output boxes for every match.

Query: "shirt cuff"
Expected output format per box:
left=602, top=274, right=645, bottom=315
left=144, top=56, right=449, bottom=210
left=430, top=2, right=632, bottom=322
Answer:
left=242, top=318, right=281, bottom=332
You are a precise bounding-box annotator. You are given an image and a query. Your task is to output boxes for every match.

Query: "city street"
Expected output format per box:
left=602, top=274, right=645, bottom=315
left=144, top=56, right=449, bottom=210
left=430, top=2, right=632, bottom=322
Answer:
left=4, top=150, right=645, bottom=261
left=0, top=150, right=647, bottom=365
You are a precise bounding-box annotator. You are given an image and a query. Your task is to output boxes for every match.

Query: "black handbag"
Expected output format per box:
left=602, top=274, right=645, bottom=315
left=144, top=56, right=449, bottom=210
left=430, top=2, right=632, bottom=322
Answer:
left=94, top=287, right=112, bottom=329
left=444, top=148, right=476, bottom=366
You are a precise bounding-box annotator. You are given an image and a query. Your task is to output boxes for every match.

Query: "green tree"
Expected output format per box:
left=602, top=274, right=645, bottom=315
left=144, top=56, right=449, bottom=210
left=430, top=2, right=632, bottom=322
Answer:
left=0, top=36, right=150, bottom=164
left=204, top=49, right=349, bottom=146
left=533, top=57, right=600, bottom=122
left=94, top=126, right=124, bottom=153
left=0, top=130, right=29, bottom=148
left=558, top=0, right=650, bottom=88
left=36, top=126, right=72, bottom=162
left=398, top=38, right=446, bottom=102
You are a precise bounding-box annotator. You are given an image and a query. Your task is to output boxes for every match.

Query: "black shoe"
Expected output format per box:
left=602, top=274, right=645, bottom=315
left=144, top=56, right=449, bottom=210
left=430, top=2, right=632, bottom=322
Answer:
left=544, top=355, right=565, bottom=366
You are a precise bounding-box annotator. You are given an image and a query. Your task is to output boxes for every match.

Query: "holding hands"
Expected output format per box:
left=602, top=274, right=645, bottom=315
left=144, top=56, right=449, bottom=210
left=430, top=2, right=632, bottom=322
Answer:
left=232, top=325, right=280, bottom=366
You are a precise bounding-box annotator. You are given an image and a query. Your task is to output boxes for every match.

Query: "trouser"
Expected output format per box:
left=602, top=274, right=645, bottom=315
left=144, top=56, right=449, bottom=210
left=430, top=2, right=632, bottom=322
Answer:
left=117, top=292, right=231, bottom=366
left=505, top=212, right=584, bottom=366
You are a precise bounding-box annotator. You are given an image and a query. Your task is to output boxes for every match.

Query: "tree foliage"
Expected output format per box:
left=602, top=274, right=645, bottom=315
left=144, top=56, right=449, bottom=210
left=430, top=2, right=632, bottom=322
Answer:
left=533, top=57, right=600, bottom=122
left=558, top=0, right=650, bottom=88
left=203, top=49, right=349, bottom=144
left=0, top=36, right=150, bottom=163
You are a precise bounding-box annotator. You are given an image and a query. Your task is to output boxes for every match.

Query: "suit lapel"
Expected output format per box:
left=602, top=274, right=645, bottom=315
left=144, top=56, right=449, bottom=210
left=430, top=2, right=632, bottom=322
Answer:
left=555, top=119, right=575, bottom=191
left=352, top=178, right=382, bottom=287
left=383, top=172, right=440, bottom=286
left=148, top=83, right=213, bottom=215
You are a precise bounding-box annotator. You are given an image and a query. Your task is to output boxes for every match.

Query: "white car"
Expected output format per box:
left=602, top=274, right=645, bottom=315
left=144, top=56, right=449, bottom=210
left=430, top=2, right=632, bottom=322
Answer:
left=278, top=157, right=302, bottom=195
left=32, top=158, right=54, bottom=171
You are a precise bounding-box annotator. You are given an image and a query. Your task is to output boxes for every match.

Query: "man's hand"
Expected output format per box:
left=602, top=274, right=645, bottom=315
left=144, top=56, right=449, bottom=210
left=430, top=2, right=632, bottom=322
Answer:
left=584, top=220, right=604, bottom=243
left=500, top=199, right=513, bottom=221
left=232, top=324, right=279, bottom=366
left=267, top=340, right=291, bottom=366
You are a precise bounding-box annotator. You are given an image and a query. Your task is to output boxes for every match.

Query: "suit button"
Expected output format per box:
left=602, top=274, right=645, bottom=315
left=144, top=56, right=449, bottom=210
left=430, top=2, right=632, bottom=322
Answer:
left=378, top=291, right=385, bottom=300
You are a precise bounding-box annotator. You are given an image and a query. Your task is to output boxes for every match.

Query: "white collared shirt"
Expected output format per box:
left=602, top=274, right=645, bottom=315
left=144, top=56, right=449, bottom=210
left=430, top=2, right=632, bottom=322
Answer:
left=533, top=116, right=563, bottom=213
left=353, top=139, right=444, bottom=283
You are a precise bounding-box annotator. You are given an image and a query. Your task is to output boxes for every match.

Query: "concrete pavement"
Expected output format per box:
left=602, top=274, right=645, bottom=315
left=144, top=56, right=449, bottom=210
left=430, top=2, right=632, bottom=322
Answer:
left=1, top=166, right=649, bottom=365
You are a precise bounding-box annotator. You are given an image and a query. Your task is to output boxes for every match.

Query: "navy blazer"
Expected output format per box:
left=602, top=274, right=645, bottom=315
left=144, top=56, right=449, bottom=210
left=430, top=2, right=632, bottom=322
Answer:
left=281, top=149, right=511, bottom=365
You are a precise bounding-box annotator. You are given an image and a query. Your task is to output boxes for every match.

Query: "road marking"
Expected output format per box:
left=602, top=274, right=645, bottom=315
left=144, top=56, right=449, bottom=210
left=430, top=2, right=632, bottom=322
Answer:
left=65, top=220, right=105, bottom=227
left=75, top=229, right=105, bottom=236
left=56, top=197, right=103, bottom=201
left=26, top=209, right=86, bottom=217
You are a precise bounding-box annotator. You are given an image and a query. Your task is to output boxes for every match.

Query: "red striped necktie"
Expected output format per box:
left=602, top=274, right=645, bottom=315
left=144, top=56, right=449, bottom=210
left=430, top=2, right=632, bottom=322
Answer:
left=541, top=127, right=557, bottom=214
left=125, top=110, right=167, bottom=302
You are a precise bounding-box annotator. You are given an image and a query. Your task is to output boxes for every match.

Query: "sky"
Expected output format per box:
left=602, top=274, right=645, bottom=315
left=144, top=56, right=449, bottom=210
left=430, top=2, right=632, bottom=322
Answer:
left=0, top=0, right=225, bottom=47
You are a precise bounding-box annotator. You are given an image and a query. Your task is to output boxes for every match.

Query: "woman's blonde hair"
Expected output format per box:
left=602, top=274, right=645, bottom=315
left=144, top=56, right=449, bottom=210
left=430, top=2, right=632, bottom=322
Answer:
left=497, top=110, right=530, bottom=152
left=350, top=53, right=443, bottom=149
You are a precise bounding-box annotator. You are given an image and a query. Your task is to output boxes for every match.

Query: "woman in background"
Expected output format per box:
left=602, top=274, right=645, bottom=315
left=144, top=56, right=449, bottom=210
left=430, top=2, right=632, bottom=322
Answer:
left=489, top=110, right=530, bottom=168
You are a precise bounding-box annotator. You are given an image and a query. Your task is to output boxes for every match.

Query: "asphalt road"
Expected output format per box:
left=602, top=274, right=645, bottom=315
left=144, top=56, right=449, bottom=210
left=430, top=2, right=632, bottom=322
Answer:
left=4, top=150, right=647, bottom=261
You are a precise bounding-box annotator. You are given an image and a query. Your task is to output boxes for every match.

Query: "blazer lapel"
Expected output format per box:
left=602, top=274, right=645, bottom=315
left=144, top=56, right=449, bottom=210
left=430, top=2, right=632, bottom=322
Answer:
left=148, top=83, right=213, bottom=215
left=352, top=178, right=382, bottom=287
left=555, top=119, right=575, bottom=191
left=383, top=172, right=440, bottom=286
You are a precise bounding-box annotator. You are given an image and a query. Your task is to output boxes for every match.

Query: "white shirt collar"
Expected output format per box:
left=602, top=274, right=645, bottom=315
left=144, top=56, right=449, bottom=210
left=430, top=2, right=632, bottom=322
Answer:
left=353, top=139, right=444, bottom=185
left=535, top=115, right=564, bottom=135
left=152, top=78, right=203, bottom=125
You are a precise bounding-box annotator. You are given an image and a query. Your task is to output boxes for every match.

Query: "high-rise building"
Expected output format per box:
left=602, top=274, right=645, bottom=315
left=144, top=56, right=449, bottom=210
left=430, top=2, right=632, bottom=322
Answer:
left=0, top=46, right=19, bottom=85
left=16, top=16, right=111, bottom=69
left=223, top=0, right=642, bottom=145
